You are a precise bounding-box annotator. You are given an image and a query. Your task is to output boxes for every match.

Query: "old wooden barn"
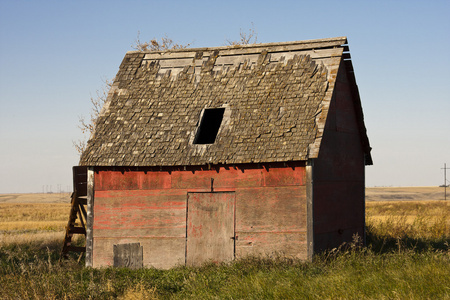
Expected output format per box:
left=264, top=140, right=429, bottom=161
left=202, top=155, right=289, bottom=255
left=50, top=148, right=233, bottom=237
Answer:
left=63, top=37, right=372, bottom=269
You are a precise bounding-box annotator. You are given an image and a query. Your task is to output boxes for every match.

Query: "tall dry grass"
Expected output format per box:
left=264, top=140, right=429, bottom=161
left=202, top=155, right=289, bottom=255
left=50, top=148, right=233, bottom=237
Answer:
left=366, top=200, right=449, bottom=253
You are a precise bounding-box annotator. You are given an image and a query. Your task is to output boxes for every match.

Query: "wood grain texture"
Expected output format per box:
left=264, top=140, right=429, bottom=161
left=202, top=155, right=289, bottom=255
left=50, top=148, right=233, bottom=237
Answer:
left=186, top=192, right=235, bottom=266
left=95, top=171, right=172, bottom=191
left=91, top=166, right=309, bottom=268
left=171, top=168, right=264, bottom=190
left=236, top=232, right=307, bottom=260
left=235, top=186, right=306, bottom=233
left=235, top=186, right=307, bottom=259
left=93, top=190, right=186, bottom=237
left=85, top=167, right=94, bottom=267
left=311, top=62, right=366, bottom=252
left=113, top=243, right=143, bottom=269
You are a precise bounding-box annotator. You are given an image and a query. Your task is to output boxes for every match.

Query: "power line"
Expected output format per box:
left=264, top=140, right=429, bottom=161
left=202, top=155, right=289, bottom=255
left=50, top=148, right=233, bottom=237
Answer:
left=442, top=163, right=449, bottom=200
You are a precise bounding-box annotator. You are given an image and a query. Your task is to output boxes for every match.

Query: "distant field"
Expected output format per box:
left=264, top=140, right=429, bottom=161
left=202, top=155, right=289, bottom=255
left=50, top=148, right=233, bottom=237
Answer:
left=366, top=186, right=447, bottom=201
left=0, top=192, right=70, bottom=203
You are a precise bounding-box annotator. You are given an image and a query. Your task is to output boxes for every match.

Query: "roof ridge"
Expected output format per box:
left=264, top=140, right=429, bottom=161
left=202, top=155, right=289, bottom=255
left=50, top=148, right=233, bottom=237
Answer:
left=126, top=36, right=348, bottom=55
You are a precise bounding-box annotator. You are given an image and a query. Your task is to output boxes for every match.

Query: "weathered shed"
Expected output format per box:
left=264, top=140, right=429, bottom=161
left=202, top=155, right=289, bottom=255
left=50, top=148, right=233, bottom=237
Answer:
left=76, top=37, right=372, bottom=268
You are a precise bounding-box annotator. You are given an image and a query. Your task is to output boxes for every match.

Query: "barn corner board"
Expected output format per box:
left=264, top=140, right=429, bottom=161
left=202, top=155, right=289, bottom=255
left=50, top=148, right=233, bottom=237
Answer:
left=64, top=37, right=372, bottom=268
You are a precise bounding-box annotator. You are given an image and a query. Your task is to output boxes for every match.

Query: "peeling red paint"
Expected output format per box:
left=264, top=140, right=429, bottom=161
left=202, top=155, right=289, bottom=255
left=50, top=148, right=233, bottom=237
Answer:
left=189, top=224, right=203, bottom=238
left=95, top=203, right=185, bottom=210
left=92, top=163, right=309, bottom=267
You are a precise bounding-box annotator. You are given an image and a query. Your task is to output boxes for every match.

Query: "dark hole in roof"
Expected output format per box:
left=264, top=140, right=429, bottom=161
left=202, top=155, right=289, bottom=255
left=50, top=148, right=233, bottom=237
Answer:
left=194, top=108, right=225, bottom=144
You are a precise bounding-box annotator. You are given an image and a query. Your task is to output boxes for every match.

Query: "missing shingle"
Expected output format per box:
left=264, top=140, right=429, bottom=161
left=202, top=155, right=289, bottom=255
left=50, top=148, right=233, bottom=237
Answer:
left=194, top=108, right=225, bottom=144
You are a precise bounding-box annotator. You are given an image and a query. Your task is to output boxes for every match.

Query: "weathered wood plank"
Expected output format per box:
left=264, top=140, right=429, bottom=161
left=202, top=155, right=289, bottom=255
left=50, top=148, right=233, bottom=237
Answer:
left=113, top=243, right=143, bottom=269
left=306, top=159, right=314, bottom=260
left=312, top=181, right=364, bottom=234
left=186, top=192, right=235, bottom=266
left=73, top=166, right=87, bottom=196
left=144, top=52, right=205, bottom=60
left=215, top=54, right=260, bottom=65
left=95, top=170, right=139, bottom=190
left=171, top=167, right=264, bottom=190
left=140, top=37, right=346, bottom=59
left=145, top=48, right=343, bottom=74
left=85, top=167, right=94, bottom=267
left=212, top=41, right=346, bottom=57
left=95, top=170, right=172, bottom=191
left=235, top=186, right=307, bottom=233
left=77, top=197, right=87, bottom=205
left=269, top=48, right=343, bottom=62
left=236, top=232, right=307, bottom=260
left=263, top=166, right=306, bottom=187
left=93, top=190, right=187, bottom=238
left=94, top=237, right=185, bottom=269
left=158, top=58, right=195, bottom=68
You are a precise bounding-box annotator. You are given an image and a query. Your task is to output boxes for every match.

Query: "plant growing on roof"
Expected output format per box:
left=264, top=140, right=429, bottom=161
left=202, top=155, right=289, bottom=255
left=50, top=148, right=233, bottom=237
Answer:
left=225, top=22, right=258, bottom=46
left=132, top=31, right=191, bottom=51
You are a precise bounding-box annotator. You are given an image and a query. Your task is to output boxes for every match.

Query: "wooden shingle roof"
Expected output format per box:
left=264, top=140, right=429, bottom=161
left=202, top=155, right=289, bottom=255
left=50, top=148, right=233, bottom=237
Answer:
left=80, top=37, right=370, bottom=167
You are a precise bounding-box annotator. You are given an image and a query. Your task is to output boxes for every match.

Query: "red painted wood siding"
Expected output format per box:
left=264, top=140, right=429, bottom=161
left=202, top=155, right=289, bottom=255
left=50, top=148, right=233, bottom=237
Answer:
left=92, top=164, right=307, bottom=268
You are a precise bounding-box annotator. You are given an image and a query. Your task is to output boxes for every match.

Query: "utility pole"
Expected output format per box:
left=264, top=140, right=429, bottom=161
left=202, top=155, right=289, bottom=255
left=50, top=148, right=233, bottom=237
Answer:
left=442, top=163, right=450, bottom=200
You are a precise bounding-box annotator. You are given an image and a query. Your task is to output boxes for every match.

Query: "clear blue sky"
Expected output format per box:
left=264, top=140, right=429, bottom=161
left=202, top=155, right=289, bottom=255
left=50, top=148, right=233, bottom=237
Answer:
left=1, top=0, right=449, bottom=193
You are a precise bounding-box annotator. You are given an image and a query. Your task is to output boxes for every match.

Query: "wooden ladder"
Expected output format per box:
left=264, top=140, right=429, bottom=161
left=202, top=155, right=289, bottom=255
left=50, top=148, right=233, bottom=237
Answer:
left=61, top=166, right=88, bottom=259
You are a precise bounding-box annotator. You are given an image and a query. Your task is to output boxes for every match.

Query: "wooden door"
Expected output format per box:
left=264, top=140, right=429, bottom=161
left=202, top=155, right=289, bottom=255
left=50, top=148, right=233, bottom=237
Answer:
left=186, top=192, right=235, bottom=266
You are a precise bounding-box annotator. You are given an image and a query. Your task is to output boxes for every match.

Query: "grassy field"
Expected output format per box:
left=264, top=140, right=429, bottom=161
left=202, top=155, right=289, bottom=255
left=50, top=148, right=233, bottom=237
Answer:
left=0, top=188, right=449, bottom=299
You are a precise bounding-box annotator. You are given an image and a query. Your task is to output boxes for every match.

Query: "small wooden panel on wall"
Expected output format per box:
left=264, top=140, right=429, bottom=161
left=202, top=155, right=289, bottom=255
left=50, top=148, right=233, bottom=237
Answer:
left=113, top=243, right=143, bottom=269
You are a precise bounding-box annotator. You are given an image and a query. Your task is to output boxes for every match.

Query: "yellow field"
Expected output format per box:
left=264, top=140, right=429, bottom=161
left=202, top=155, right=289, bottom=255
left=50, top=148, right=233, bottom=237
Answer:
left=366, top=200, right=449, bottom=239
left=0, top=195, right=72, bottom=246
left=365, top=186, right=450, bottom=239
left=0, top=203, right=69, bottom=231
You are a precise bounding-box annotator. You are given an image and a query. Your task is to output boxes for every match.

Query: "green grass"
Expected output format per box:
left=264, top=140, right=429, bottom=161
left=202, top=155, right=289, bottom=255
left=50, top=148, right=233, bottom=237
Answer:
left=1, top=201, right=449, bottom=299
left=1, top=235, right=448, bottom=299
